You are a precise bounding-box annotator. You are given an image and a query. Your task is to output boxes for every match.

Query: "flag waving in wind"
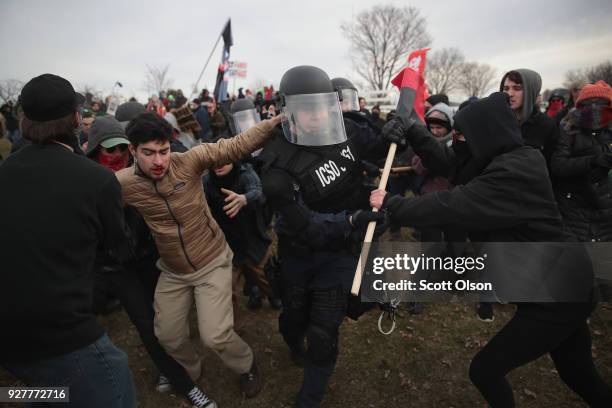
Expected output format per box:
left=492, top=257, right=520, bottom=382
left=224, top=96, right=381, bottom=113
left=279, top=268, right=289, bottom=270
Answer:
left=391, top=48, right=430, bottom=122
left=213, top=19, right=233, bottom=102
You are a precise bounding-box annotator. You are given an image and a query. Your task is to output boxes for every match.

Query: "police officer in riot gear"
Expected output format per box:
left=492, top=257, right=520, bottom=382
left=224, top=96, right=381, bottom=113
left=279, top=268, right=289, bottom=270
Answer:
left=230, top=98, right=263, bottom=157
left=332, top=77, right=384, bottom=178
left=259, top=66, right=391, bottom=408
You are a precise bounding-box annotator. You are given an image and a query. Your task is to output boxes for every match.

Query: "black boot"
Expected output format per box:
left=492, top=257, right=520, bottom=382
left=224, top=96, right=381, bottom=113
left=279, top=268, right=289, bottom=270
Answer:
left=268, top=296, right=282, bottom=310
left=247, top=286, right=263, bottom=310
left=289, top=342, right=306, bottom=368
left=297, top=360, right=335, bottom=408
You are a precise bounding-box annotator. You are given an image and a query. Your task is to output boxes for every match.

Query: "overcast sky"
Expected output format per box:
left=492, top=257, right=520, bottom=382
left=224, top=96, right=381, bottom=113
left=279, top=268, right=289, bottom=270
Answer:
left=1, top=0, right=611, bottom=102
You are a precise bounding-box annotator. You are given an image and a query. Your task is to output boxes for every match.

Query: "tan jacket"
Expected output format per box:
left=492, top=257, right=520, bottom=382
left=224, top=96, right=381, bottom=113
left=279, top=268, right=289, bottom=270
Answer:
left=116, top=117, right=280, bottom=273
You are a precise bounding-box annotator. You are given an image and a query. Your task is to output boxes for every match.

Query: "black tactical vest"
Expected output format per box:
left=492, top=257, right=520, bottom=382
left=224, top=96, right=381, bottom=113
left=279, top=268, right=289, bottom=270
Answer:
left=261, top=129, right=368, bottom=213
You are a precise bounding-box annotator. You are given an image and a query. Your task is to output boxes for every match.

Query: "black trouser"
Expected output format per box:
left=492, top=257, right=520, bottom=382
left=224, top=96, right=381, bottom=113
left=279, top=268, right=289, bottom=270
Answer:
left=106, top=255, right=195, bottom=396
left=278, top=251, right=354, bottom=408
left=469, top=308, right=612, bottom=408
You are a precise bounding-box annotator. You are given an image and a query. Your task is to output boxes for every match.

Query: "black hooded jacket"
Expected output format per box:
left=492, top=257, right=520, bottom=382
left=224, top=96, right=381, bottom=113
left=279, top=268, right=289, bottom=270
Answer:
left=551, top=118, right=612, bottom=241
left=383, top=93, right=593, bottom=321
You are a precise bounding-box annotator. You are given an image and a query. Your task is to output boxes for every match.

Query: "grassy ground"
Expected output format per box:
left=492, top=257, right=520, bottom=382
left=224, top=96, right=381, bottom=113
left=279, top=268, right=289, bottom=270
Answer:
left=1, top=299, right=611, bottom=408
left=2, top=225, right=611, bottom=408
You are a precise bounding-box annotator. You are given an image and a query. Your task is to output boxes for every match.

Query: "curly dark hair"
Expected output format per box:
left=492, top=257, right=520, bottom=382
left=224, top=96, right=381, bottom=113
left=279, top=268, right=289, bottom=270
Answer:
left=125, top=112, right=173, bottom=148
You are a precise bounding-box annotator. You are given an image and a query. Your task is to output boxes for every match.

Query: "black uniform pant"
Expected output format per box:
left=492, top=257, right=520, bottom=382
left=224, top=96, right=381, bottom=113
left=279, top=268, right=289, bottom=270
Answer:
left=106, top=255, right=195, bottom=396
left=469, top=307, right=612, bottom=408
left=278, top=251, right=355, bottom=408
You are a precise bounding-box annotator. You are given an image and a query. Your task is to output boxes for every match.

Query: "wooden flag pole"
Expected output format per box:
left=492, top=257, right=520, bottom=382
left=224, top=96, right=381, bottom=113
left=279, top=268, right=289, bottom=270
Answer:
left=351, top=142, right=397, bottom=296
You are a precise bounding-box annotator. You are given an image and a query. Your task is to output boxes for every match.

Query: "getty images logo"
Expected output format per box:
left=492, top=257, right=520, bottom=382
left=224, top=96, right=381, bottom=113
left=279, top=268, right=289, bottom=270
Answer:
left=371, top=253, right=488, bottom=275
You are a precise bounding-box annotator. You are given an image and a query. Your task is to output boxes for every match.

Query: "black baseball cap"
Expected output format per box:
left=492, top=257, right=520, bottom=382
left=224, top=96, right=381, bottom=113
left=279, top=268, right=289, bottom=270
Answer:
left=20, top=73, right=86, bottom=122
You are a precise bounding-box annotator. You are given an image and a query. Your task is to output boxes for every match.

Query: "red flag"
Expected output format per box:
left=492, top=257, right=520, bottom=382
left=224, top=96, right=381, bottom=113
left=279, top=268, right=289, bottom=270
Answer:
left=265, top=85, right=274, bottom=101
left=391, top=48, right=430, bottom=122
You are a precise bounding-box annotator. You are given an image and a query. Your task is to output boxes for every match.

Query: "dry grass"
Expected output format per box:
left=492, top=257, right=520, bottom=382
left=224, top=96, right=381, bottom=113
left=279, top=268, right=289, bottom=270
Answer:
left=2, top=300, right=611, bottom=408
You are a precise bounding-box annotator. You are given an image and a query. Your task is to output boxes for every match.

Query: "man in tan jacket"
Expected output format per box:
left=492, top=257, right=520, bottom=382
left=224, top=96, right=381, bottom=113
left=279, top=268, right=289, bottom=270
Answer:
left=116, top=112, right=282, bottom=399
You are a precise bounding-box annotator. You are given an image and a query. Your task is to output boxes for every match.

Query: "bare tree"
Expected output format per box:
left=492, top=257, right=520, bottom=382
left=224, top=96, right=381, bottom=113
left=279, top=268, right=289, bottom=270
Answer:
left=341, top=5, right=431, bottom=91
left=458, top=62, right=497, bottom=98
left=563, top=68, right=588, bottom=89
left=426, top=47, right=465, bottom=95
left=145, top=64, right=173, bottom=95
left=564, top=61, right=612, bottom=89
left=586, top=60, right=612, bottom=84
left=0, top=79, right=24, bottom=104
left=76, top=84, right=104, bottom=105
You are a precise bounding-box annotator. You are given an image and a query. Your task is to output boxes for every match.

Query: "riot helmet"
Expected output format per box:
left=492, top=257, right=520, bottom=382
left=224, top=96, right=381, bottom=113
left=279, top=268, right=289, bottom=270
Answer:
left=230, top=98, right=262, bottom=156
left=279, top=65, right=347, bottom=146
left=230, top=98, right=260, bottom=135
left=332, top=77, right=359, bottom=112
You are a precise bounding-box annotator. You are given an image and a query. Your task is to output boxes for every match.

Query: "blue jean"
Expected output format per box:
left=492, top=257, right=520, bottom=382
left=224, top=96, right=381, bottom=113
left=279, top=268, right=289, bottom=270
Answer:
left=2, top=334, right=136, bottom=408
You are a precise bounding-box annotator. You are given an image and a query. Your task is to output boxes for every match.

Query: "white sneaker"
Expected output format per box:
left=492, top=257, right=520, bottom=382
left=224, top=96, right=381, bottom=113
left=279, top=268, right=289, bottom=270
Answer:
left=187, top=386, right=217, bottom=408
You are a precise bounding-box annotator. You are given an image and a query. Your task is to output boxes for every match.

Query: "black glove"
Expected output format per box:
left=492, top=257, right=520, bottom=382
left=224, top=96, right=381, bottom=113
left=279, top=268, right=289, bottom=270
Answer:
left=591, top=152, right=612, bottom=168
left=360, top=160, right=381, bottom=177
left=349, top=209, right=386, bottom=229
left=381, top=115, right=415, bottom=147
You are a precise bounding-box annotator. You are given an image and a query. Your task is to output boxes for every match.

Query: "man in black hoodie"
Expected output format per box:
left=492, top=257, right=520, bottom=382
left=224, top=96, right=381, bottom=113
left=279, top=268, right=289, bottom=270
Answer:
left=372, top=92, right=612, bottom=407
left=0, top=74, right=136, bottom=407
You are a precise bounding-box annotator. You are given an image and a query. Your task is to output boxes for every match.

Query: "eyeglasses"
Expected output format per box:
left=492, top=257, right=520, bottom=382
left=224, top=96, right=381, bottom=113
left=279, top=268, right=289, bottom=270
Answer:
left=102, top=144, right=128, bottom=153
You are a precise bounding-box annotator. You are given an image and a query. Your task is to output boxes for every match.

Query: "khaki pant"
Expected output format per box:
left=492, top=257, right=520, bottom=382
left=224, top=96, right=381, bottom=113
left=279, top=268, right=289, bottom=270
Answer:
left=154, top=244, right=253, bottom=381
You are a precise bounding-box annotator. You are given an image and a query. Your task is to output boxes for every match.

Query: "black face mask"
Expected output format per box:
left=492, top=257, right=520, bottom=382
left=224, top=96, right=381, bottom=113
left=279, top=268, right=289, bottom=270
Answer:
left=450, top=140, right=483, bottom=185
left=452, top=140, right=471, bottom=161
left=372, top=112, right=380, bottom=120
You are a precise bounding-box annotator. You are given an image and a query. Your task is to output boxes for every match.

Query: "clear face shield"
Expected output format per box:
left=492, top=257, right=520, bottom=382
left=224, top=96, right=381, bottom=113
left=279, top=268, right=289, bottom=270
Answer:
left=339, top=88, right=359, bottom=112
left=232, top=108, right=260, bottom=134
left=281, top=92, right=347, bottom=146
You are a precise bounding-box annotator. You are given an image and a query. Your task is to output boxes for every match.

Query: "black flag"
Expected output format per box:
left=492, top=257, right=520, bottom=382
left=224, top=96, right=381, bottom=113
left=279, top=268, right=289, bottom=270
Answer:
left=213, top=19, right=233, bottom=102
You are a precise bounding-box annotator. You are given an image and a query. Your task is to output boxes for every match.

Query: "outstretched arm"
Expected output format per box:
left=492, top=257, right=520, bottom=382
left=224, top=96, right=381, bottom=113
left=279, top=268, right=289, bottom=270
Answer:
left=181, top=115, right=282, bottom=175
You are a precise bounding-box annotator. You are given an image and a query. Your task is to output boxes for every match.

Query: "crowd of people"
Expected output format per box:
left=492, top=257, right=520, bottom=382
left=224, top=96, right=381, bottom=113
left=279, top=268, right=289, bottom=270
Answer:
left=0, top=63, right=611, bottom=408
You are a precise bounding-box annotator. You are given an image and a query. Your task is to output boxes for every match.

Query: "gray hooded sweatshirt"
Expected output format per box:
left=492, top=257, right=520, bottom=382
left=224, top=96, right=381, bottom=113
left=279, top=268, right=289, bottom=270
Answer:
left=500, top=68, right=542, bottom=124
left=425, top=102, right=454, bottom=128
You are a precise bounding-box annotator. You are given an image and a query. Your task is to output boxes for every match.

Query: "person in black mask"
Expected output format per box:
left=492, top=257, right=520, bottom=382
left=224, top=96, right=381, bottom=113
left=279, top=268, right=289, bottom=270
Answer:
left=259, top=66, right=391, bottom=408
left=370, top=104, right=386, bottom=131
left=551, top=80, right=612, bottom=300
left=371, top=92, right=612, bottom=408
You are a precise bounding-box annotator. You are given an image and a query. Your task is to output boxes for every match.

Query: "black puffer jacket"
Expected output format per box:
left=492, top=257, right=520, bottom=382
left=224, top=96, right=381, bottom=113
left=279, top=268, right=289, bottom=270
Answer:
left=551, top=121, right=612, bottom=242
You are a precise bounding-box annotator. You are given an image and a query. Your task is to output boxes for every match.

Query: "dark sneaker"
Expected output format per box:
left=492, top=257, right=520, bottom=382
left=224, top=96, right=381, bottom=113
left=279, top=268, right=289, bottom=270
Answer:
left=156, top=373, right=171, bottom=393
left=247, top=286, right=263, bottom=310
left=477, top=303, right=494, bottom=322
left=268, top=296, right=282, bottom=310
left=240, top=355, right=263, bottom=398
left=186, top=386, right=217, bottom=408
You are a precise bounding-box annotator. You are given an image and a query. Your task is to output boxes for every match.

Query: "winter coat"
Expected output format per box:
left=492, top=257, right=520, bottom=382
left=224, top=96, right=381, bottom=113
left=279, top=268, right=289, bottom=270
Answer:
left=115, top=119, right=277, bottom=273
left=500, top=69, right=559, bottom=166
left=204, top=163, right=271, bottom=264
left=384, top=93, right=594, bottom=322
left=551, top=122, right=612, bottom=241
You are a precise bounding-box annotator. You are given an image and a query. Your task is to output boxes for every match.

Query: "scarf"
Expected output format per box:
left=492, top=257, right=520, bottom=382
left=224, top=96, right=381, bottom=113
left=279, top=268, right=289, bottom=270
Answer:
left=97, top=149, right=130, bottom=172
